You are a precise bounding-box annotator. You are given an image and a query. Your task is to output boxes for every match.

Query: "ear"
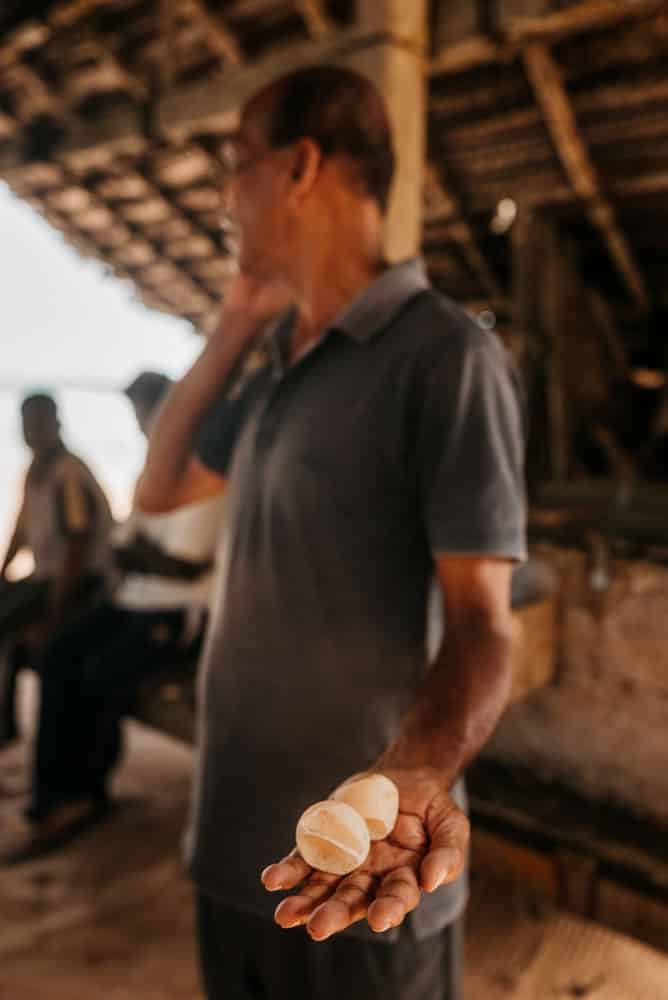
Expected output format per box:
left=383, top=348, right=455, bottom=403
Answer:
left=288, top=138, right=322, bottom=202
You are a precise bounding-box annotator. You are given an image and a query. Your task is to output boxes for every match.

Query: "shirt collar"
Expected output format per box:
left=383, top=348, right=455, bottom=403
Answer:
left=333, top=257, right=431, bottom=344
left=267, top=258, right=431, bottom=376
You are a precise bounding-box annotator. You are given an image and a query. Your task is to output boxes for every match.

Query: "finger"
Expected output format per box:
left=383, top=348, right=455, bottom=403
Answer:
left=420, top=848, right=466, bottom=892
left=367, top=866, right=421, bottom=934
left=274, top=876, right=338, bottom=928
left=305, top=873, right=378, bottom=941
left=261, top=850, right=312, bottom=891
left=420, top=809, right=470, bottom=892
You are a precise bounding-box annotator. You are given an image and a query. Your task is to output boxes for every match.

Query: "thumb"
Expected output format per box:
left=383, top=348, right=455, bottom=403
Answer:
left=419, top=801, right=469, bottom=893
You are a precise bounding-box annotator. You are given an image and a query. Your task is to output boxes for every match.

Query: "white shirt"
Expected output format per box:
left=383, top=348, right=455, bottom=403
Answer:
left=114, top=495, right=225, bottom=611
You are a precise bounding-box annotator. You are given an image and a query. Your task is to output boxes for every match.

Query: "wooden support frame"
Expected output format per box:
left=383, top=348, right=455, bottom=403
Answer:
left=424, top=163, right=504, bottom=299
left=293, top=0, right=335, bottom=39
left=430, top=0, right=666, bottom=76
left=54, top=159, right=217, bottom=315
left=156, top=27, right=385, bottom=137
left=523, top=40, right=650, bottom=312
left=185, top=0, right=244, bottom=67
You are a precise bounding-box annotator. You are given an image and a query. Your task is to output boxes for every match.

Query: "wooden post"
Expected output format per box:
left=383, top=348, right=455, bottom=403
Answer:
left=543, top=222, right=570, bottom=482
left=512, top=207, right=553, bottom=490
left=350, top=1, right=428, bottom=261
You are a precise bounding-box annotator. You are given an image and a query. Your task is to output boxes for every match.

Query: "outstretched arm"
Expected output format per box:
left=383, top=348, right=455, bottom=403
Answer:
left=262, top=555, right=514, bottom=941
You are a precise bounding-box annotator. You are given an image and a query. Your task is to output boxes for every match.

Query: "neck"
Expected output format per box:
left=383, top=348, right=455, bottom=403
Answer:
left=34, top=441, right=62, bottom=461
left=29, top=441, right=63, bottom=479
left=287, top=204, right=385, bottom=358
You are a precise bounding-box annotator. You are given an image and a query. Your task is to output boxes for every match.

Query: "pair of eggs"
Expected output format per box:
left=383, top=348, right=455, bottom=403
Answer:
left=296, top=774, right=399, bottom=876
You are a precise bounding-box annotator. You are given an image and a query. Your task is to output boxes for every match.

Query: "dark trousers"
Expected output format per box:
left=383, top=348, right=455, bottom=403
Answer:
left=0, top=577, right=50, bottom=637
left=0, top=574, right=102, bottom=745
left=0, top=578, right=50, bottom=740
left=30, top=601, right=198, bottom=815
left=196, top=894, right=464, bottom=1000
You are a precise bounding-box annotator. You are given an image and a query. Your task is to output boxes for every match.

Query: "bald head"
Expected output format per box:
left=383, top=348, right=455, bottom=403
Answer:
left=246, top=66, right=396, bottom=214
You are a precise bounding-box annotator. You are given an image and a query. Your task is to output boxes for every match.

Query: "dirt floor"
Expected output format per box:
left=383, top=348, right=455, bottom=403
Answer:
left=2, top=677, right=668, bottom=1000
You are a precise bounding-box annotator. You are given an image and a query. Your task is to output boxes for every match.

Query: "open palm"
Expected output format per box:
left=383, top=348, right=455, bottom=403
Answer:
left=261, top=767, right=469, bottom=941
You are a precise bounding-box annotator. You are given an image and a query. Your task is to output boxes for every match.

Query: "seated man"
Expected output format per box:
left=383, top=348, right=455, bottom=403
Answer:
left=3, top=372, right=227, bottom=857
left=0, top=393, right=113, bottom=746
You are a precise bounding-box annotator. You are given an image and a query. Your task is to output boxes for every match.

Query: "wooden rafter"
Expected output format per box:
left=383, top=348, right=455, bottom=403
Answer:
left=425, top=163, right=503, bottom=299
left=293, top=0, right=335, bottom=39
left=0, top=61, right=61, bottom=120
left=506, top=0, right=666, bottom=46
left=523, top=40, right=650, bottom=312
left=157, top=26, right=365, bottom=135
left=56, top=158, right=217, bottom=313
left=185, top=0, right=244, bottom=67
left=430, top=0, right=665, bottom=76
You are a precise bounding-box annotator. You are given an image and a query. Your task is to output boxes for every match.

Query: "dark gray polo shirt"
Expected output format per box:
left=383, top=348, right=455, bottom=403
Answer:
left=186, top=258, right=527, bottom=942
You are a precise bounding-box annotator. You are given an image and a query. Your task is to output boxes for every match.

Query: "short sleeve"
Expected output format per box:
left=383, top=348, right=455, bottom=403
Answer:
left=417, top=335, right=527, bottom=562
left=194, top=368, right=268, bottom=477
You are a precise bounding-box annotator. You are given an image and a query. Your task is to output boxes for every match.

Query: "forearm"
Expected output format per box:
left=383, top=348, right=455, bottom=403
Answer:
left=376, top=623, right=513, bottom=787
left=135, top=327, right=253, bottom=512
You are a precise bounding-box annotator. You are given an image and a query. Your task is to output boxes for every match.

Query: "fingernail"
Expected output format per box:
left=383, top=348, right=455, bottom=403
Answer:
left=431, top=866, right=451, bottom=890
left=261, top=866, right=283, bottom=890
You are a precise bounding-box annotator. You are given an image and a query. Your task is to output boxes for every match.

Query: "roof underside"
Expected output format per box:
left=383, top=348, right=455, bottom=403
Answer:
left=1, top=0, right=668, bottom=344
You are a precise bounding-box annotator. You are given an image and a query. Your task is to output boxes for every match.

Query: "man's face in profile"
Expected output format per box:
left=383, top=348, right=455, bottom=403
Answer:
left=221, top=103, right=300, bottom=279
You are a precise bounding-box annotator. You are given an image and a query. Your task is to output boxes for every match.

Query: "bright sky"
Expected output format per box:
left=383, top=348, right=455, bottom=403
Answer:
left=1, top=181, right=201, bottom=556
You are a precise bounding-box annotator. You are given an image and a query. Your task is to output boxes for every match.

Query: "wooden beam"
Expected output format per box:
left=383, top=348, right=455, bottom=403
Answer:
left=185, top=0, right=244, bottom=67
left=0, top=61, right=61, bottom=121
left=423, top=161, right=457, bottom=222
left=523, top=41, right=650, bottom=311
left=56, top=160, right=217, bottom=311
left=425, top=163, right=503, bottom=299
left=506, top=0, right=666, bottom=46
left=430, top=0, right=665, bottom=75
left=293, top=0, right=335, bottom=39
left=588, top=290, right=629, bottom=381
left=542, top=222, right=571, bottom=481
left=157, top=28, right=373, bottom=136
left=448, top=220, right=504, bottom=300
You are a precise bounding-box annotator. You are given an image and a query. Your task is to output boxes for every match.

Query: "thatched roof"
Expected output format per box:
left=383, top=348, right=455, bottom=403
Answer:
left=1, top=0, right=667, bottom=340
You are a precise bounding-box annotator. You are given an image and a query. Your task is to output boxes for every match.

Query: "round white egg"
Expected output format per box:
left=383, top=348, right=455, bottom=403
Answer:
left=331, top=774, right=399, bottom=840
left=296, top=800, right=371, bottom=876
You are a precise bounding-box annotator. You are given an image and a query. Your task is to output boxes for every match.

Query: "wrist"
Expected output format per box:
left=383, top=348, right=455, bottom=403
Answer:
left=374, top=755, right=458, bottom=792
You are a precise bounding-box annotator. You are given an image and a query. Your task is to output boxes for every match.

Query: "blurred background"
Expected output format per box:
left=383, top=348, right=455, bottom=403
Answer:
left=1, top=183, right=198, bottom=567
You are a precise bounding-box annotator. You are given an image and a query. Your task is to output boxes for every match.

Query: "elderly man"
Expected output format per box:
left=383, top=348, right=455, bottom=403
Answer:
left=136, top=66, right=526, bottom=1000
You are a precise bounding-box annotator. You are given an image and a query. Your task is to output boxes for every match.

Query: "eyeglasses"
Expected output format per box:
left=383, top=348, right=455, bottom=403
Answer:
left=219, top=135, right=277, bottom=175
left=219, top=134, right=305, bottom=175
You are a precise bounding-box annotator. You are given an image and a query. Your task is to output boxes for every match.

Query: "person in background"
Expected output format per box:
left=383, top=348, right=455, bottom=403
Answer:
left=135, top=66, right=526, bottom=1000
left=1, top=372, right=226, bottom=860
left=0, top=393, right=112, bottom=747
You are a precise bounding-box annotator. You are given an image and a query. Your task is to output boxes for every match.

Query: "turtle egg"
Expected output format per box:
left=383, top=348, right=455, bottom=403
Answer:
left=296, top=800, right=370, bottom=876
left=331, top=774, right=399, bottom=840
